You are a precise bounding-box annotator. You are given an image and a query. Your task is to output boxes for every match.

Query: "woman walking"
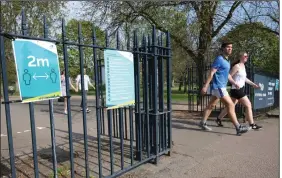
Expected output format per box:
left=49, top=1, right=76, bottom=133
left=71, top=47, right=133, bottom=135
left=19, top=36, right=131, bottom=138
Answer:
left=216, top=52, right=262, bottom=130
left=61, top=70, right=77, bottom=115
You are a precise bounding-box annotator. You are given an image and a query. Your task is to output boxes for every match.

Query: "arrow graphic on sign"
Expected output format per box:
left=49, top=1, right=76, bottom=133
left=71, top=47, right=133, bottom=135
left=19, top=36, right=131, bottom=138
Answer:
left=33, top=73, right=49, bottom=80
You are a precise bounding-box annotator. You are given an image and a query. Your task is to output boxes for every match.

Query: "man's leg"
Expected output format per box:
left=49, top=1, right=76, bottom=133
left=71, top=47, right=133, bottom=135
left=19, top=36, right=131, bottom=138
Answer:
left=216, top=98, right=238, bottom=126
left=199, top=96, right=219, bottom=131
left=85, top=90, right=90, bottom=112
left=220, top=95, right=249, bottom=135
left=239, top=96, right=262, bottom=130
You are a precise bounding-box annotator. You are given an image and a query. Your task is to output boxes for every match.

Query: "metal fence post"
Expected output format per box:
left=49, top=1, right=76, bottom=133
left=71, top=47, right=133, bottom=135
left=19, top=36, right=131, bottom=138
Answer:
left=21, top=9, right=39, bottom=178
left=151, top=26, right=159, bottom=164
left=0, top=4, right=16, bottom=177
left=166, top=31, right=172, bottom=156
left=43, top=15, right=58, bottom=178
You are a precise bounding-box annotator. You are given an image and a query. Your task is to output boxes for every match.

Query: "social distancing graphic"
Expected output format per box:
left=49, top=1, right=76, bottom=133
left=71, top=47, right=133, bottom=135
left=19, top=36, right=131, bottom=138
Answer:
left=12, top=39, right=62, bottom=103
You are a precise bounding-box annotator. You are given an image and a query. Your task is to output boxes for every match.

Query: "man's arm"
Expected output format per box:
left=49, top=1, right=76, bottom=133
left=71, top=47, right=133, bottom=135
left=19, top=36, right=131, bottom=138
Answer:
left=201, top=68, right=217, bottom=95
left=87, top=76, right=95, bottom=89
left=203, top=68, right=217, bottom=89
left=75, top=75, right=80, bottom=91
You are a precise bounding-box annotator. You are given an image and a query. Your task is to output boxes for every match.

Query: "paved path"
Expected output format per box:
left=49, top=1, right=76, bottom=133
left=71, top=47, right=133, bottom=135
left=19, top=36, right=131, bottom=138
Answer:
left=122, top=117, right=279, bottom=178
left=1, top=99, right=279, bottom=177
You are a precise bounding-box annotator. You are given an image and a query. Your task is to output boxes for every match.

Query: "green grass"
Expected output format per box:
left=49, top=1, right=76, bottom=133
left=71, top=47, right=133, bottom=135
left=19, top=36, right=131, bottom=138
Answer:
left=8, top=86, right=194, bottom=103
left=70, top=87, right=193, bottom=103
left=48, top=165, right=70, bottom=178
left=68, top=84, right=198, bottom=103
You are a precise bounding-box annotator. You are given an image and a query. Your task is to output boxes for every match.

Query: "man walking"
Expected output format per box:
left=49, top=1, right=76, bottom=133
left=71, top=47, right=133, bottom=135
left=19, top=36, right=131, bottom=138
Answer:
left=76, top=67, right=95, bottom=113
left=199, top=42, right=249, bottom=136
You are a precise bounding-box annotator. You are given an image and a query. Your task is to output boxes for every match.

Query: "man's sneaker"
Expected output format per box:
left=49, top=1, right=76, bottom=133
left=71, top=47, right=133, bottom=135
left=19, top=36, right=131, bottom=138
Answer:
left=81, top=108, right=91, bottom=113
left=198, top=121, right=212, bottom=131
left=215, top=117, right=224, bottom=127
left=236, top=125, right=249, bottom=136
left=250, top=124, right=262, bottom=130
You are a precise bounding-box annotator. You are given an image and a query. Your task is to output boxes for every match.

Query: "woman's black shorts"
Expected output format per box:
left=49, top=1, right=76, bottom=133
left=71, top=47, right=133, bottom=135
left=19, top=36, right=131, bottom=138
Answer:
left=230, top=87, right=246, bottom=99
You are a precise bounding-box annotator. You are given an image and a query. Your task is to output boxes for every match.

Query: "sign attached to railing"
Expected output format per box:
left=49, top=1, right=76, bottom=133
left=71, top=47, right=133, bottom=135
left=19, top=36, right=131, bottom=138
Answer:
left=12, top=39, right=62, bottom=103
left=104, top=49, right=135, bottom=109
left=253, top=74, right=276, bottom=109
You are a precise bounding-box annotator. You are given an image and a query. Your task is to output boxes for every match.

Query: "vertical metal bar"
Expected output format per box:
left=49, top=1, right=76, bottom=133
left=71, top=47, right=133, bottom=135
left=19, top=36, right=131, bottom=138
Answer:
left=21, top=10, right=39, bottom=178
left=116, top=29, right=124, bottom=169
left=105, top=31, right=114, bottom=174
left=0, top=11, right=16, bottom=178
left=62, top=19, right=75, bottom=178
left=134, top=30, right=142, bottom=161
left=119, top=109, right=124, bottom=169
left=98, top=59, right=105, bottom=135
left=143, top=35, right=150, bottom=158
left=192, top=65, right=195, bottom=112
left=125, top=34, right=130, bottom=140
left=0, top=0, right=2, bottom=122
left=188, top=67, right=192, bottom=112
left=115, top=109, right=119, bottom=138
left=78, top=22, right=89, bottom=178
left=108, top=110, right=114, bottom=174
left=148, top=34, right=154, bottom=155
left=43, top=15, right=57, bottom=178
left=159, top=34, right=165, bottom=152
left=152, top=26, right=159, bottom=163
left=148, top=35, right=152, bottom=110
left=124, top=107, right=128, bottom=140
left=166, top=32, right=172, bottom=155
left=112, top=109, right=115, bottom=137
left=129, top=106, right=134, bottom=166
left=92, top=24, right=102, bottom=178
left=157, top=36, right=161, bottom=153
left=101, top=44, right=106, bottom=135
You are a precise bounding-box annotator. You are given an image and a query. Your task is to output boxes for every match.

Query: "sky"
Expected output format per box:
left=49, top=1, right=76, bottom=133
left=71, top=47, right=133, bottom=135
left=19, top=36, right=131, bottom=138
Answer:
left=63, top=1, right=278, bottom=32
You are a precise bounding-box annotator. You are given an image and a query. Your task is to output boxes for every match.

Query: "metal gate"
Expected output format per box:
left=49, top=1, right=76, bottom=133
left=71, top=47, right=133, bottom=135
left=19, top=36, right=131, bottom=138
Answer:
left=1, top=9, right=172, bottom=178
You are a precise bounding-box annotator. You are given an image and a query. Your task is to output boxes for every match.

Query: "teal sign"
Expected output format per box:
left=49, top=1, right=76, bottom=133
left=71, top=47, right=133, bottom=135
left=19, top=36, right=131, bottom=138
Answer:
left=275, top=79, right=279, bottom=91
left=12, top=39, right=61, bottom=103
left=104, top=49, right=135, bottom=109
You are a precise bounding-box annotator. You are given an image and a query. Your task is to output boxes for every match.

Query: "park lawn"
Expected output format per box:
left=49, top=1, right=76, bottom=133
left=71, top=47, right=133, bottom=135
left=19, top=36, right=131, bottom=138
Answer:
left=70, top=87, right=194, bottom=103
left=9, top=87, right=195, bottom=103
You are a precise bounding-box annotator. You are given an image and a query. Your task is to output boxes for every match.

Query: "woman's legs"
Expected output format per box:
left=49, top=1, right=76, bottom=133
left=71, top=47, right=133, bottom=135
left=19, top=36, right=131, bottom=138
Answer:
left=238, top=96, right=262, bottom=130
left=64, top=97, right=67, bottom=114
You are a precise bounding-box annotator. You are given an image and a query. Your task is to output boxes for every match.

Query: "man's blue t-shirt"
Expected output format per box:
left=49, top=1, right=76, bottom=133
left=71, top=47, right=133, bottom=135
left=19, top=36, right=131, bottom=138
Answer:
left=211, top=55, right=230, bottom=90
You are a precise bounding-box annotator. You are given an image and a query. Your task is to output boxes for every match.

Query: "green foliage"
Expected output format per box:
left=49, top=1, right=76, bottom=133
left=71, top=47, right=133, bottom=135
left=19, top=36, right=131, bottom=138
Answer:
left=0, top=1, right=66, bottom=85
left=57, top=19, right=105, bottom=79
left=223, top=22, right=279, bottom=75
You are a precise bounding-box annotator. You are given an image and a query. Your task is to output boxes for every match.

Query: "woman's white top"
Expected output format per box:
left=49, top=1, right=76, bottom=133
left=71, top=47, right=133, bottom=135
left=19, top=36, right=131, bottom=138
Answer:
left=231, top=64, right=247, bottom=89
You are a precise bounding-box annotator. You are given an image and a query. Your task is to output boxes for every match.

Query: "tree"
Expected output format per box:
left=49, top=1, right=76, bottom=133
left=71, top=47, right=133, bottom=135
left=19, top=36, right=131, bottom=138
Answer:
left=240, top=1, right=279, bottom=36
left=0, top=1, right=66, bottom=88
left=223, top=22, right=279, bottom=75
left=82, top=1, right=245, bottom=101
left=57, top=19, right=105, bottom=79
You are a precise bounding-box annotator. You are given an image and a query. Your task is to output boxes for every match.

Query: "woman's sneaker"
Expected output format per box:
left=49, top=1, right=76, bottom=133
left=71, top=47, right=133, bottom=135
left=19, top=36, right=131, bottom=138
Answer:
left=215, top=117, right=224, bottom=127
left=250, top=124, right=262, bottom=130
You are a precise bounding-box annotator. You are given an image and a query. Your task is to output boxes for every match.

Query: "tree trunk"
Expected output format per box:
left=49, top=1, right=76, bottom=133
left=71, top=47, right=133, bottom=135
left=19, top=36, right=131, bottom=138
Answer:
left=196, top=57, right=205, bottom=105
left=184, top=72, right=188, bottom=93
left=178, top=76, right=183, bottom=91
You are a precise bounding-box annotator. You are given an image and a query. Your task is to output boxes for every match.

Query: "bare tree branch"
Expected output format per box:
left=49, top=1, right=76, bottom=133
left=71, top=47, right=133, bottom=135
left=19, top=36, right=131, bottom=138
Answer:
left=241, top=4, right=252, bottom=23
left=212, top=1, right=241, bottom=38
left=125, top=1, right=197, bottom=59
